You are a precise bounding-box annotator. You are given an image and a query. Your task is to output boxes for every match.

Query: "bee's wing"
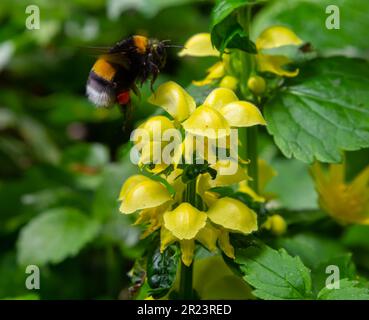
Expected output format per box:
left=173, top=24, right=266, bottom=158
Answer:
left=100, top=52, right=130, bottom=69
left=80, top=46, right=131, bottom=68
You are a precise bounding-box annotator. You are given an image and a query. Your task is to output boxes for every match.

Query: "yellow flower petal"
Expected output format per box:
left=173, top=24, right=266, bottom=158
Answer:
left=210, top=159, right=249, bottom=187
left=163, top=203, right=207, bottom=240
left=220, top=101, right=266, bottom=127
left=180, top=240, right=195, bottom=266
left=148, top=81, right=196, bottom=122
left=258, top=159, right=277, bottom=192
left=203, top=87, right=239, bottom=111
left=218, top=229, right=235, bottom=259
left=256, top=26, right=302, bottom=78
left=160, top=226, right=177, bottom=252
left=311, top=163, right=369, bottom=225
left=182, top=105, right=230, bottom=139
left=207, top=197, right=258, bottom=234
left=196, top=223, right=219, bottom=252
left=256, top=26, right=303, bottom=50
left=166, top=169, right=185, bottom=203
left=178, top=33, right=219, bottom=57
left=239, top=180, right=265, bottom=202
left=192, top=61, right=225, bottom=86
left=219, top=75, right=238, bottom=91
left=119, top=175, right=150, bottom=201
left=138, top=140, right=164, bottom=165
left=257, top=54, right=299, bottom=77
left=119, top=179, right=171, bottom=214
left=140, top=116, right=175, bottom=141
left=136, top=202, right=170, bottom=238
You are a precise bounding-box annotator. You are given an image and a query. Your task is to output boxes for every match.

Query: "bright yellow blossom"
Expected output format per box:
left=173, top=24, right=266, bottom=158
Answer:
left=311, top=162, right=369, bottom=225
left=262, top=214, right=287, bottom=236
left=256, top=26, right=303, bottom=77
left=178, top=33, right=230, bottom=86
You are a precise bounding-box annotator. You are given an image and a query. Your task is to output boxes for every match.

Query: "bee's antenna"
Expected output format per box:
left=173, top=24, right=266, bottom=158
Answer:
left=164, top=44, right=185, bottom=48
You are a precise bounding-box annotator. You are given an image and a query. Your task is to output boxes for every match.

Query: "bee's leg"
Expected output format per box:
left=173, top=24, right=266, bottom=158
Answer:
left=131, top=84, right=141, bottom=100
left=120, top=102, right=134, bottom=135
left=149, top=63, right=160, bottom=92
left=117, top=91, right=133, bottom=134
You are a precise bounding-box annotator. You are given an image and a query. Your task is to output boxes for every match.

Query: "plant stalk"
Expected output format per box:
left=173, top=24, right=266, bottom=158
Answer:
left=238, top=5, right=259, bottom=194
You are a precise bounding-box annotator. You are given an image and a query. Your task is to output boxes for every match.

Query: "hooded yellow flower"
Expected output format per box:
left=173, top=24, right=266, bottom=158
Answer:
left=239, top=158, right=277, bottom=202
left=161, top=198, right=258, bottom=266
left=148, top=82, right=265, bottom=140
left=178, top=33, right=237, bottom=89
left=311, top=162, right=369, bottom=225
left=256, top=26, right=303, bottom=77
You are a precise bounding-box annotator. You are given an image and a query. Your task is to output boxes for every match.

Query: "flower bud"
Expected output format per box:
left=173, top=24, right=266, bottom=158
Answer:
left=247, top=75, right=266, bottom=95
left=219, top=75, right=238, bottom=91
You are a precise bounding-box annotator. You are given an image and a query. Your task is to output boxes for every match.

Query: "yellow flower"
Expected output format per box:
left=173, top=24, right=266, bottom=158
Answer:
left=149, top=82, right=265, bottom=141
left=178, top=33, right=231, bottom=87
left=161, top=203, right=208, bottom=266
left=311, top=162, right=369, bottom=225
left=178, top=33, right=219, bottom=57
left=160, top=198, right=258, bottom=265
left=256, top=26, right=303, bottom=77
left=262, top=214, right=287, bottom=236
left=239, top=158, right=277, bottom=202
left=119, top=175, right=172, bottom=214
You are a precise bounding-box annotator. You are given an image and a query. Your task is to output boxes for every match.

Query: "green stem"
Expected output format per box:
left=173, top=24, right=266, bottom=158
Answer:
left=237, top=5, right=259, bottom=194
left=179, top=178, right=196, bottom=299
left=179, top=262, right=193, bottom=300
left=247, top=126, right=258, bottom=194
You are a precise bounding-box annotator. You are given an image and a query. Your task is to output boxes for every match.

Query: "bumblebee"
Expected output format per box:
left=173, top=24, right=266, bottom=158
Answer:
left=86, top=35, right=168, bottom=128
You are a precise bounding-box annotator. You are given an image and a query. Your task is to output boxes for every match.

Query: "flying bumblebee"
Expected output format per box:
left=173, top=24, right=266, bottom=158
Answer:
left=86, top=35, right=168, bottom=130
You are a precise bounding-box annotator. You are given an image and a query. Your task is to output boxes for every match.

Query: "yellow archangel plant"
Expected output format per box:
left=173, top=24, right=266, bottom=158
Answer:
left=311, top=162, right=369, bottom=225
left=119, top=81, right=266, bottom=266
left=178, top=26, right=303, bottom=92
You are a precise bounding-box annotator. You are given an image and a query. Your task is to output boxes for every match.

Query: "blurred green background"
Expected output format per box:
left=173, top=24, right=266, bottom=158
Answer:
left=1, top=0, right=369, bottom=300
left=0, top=0, right=218, bottom=300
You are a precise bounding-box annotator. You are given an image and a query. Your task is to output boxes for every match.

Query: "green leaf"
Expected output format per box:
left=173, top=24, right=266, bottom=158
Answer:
left=252, top=0, right=369, bottom=58
left=317, top=279, right=369, bottom=300
left=265, top=57, right=369, bottom=163
left=211, top=0, right=257, bottom=54
left=186, top=83, right=217, bottom=105
left=265, top=158, right=317, bottom=210
left=107, top=0, right=197, bottom=19
left=276, top=233, right=347, bottom=270
left=17, top=207, right=100, bottom=265
left=313, top=254, right=357, bottom=295
left=147, top=244, right=179, bottom=298
left=342, top=225, right=369, bottom=249
left=235, top=243, right=312, bottom=299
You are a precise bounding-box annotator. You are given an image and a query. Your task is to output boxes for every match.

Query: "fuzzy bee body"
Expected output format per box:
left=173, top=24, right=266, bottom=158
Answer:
left=86, top=35, right=166, bottom=110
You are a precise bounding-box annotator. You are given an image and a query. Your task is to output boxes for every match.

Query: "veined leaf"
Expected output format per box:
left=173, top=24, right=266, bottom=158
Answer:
left=253, top=0, right=369, bottom=58
left=235, top=243, right=312, bottom=299
left=211, top=0, right=257, bottom=54
left=17, top=208, right=100, bottom=265
left=265, top=57, right=369, bottom=163
left=147, top=244, right=179, bottom=299
left=318, top=279, right=369, bottom=300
